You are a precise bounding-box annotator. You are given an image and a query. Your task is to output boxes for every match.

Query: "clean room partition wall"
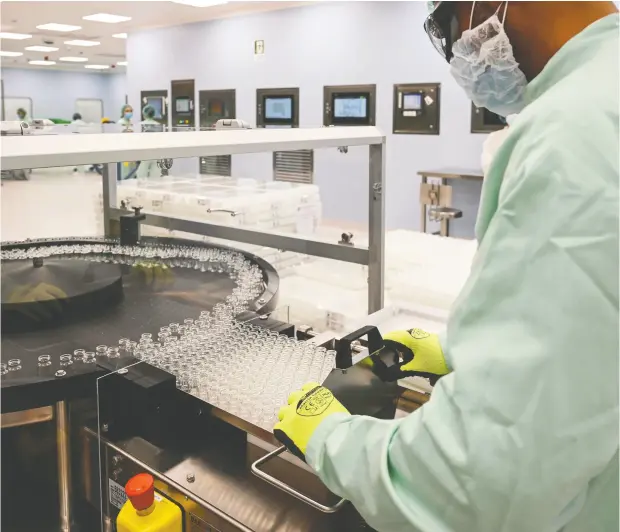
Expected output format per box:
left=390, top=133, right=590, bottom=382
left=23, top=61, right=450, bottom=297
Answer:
left=127, top=1, right=484, bottom=237
left=1, top=68, right=126, bottom=122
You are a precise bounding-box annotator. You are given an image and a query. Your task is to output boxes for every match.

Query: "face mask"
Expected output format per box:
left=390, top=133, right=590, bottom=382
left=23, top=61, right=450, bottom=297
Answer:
left=449, top=1, right=528, bottom=117
left=124, top=112, right=133, bottom=120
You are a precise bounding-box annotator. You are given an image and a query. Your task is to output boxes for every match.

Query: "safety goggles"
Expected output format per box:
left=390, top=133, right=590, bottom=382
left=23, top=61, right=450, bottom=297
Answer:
left=423, top=1, right=460, bottom=63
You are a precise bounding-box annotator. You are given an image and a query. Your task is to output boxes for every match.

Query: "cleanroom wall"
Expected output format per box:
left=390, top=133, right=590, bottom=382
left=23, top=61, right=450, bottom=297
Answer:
left=1, top=67, right=126, bottom=121
left=126, top=1, right=487, bottom=237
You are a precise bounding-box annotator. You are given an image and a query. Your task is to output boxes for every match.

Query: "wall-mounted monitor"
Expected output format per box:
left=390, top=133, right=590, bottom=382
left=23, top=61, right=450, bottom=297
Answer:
left=324, top=84, right=376, bottom=126
left=175, top=97, right=191, bottom=114
left=393, top=83, right=440, bottom=135
left=256, top=87, right=299, bottom=128
left=332, top=93, right=369, bottom=124
left=264, top=96, right=293, bottom=122
left=403, top=93, right=423, bottom=111
left=171, top=79, right=195, bottom=127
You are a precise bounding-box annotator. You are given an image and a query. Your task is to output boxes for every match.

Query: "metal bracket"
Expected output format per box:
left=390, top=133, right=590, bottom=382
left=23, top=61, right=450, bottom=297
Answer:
left=157, top=158, right=173, bottom=177
left=206, top=208, right=238, bottom=217
left=338, top=232, right=354, bottom=246
left=251, top=445, right=347, bottom=513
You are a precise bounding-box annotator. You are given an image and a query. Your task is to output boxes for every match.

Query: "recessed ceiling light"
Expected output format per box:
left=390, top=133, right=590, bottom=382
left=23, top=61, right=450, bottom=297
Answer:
left=59, top=56, right=88, bottom=62
left=117, top=61, right=127, bottom=66
left=36, top=23, right=82, bottom=32
left=112, top=33, right=128, bottom=39
left=171, top=0, right=228, bottom=7
left=84, top=64, right=109, bottom=70
left=29, top=60, right=56, bottom=65
left=65, top=40, right=100, bottom=47
left=0, top=32, right=33, bottom=40
left=25, top=45, right=59, bottom=52
left=83, top=13, right=132, bottom=23
left=0, top=51, right=23, bottom=57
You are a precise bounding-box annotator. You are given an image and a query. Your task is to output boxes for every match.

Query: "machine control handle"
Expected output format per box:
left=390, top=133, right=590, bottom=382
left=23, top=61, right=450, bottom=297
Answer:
left=335, top=325, right=384, bottom=369
left=250, top=445, right=347, bottom=514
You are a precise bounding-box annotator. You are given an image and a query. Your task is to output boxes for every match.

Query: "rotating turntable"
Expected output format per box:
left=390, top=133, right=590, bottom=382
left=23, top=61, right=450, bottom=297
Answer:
left=0, top=236, right=279, bottom=413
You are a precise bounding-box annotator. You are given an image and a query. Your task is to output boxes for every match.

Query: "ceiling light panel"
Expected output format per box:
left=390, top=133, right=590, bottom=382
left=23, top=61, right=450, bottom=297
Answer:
left=112, top=33, right=128, bottom=39
left=0, top=51, right=24, bottom=57
left=59, top=56, right=88, bottom=62
left=117, top=61, right=127, bottom=66
left=83, top=13, right=132, bottom=23
left=0, top=32, right=32, bottom=40
left=85, top=64, right=109, bottom=69
left=36, top=23, right=82, bottom=32
left=25, top=45, right=59, bottom=52
left=29, top=60, right=56, bottom=65
left=171, top=0, right=228, bottom=7
left=65, top=40, right=100, bottom=47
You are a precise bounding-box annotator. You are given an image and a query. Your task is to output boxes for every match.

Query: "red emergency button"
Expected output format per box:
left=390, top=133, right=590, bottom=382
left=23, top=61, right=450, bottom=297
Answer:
left=125, top=473, right=154, bottom=510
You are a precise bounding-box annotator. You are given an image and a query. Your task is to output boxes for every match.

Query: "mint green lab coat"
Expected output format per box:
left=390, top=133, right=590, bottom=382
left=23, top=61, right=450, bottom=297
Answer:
left=307, top=14, right=619, bottom=532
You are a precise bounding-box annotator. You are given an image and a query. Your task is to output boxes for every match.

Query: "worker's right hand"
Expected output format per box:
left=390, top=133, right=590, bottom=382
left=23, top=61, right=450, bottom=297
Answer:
left=380, top=328, right=450, bottom=385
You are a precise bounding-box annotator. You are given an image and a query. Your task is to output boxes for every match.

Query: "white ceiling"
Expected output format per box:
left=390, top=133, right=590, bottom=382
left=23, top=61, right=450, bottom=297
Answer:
left=0, top=1, right=306, bottom=73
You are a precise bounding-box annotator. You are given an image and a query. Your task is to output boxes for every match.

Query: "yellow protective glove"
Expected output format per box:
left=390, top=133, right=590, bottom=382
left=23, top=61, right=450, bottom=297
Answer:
left=274, top=382, right=350, bottom=461
left=381, top=328, right=450, bottom=385
left=8, top=282, right=68, bottom=321
left=131, top=262, right=174, bottom=291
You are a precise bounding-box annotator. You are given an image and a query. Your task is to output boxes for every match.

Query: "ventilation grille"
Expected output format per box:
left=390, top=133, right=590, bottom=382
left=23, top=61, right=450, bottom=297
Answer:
left=200, top=155, right=231, bottom=176
left=273, top=150, right=313, bottom=184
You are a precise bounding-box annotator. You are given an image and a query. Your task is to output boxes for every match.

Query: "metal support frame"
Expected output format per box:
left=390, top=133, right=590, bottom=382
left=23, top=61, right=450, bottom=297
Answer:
left=102, top=164, right=117, bottom=237
left=102, top=136, right=386, bottom=314
left=420, top=176, right=452, bottom=237
left=56, top=401, right=72, bottom=532
left=368, top=143, right=385, bottom=313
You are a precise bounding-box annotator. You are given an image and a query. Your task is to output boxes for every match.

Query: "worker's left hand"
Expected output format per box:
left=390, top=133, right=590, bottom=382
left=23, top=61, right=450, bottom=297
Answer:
left=131, top=261, right=174, bottom=291
left=380, top=328, right=450, bottom=385
left=274, top=383, right=350, bottom=462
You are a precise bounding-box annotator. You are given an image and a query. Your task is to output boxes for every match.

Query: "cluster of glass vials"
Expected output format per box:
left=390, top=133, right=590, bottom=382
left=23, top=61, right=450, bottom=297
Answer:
left=126, top=306, right=337, bottom=431
left=2, top=241, right=265, bottom=316
left=2, top=241, right=337, bottom=431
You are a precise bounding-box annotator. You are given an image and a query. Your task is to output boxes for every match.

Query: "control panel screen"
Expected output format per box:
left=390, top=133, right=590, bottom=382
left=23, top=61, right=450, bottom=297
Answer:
left=334, top=96, right=368, bottom=118
left=264, top=97, right=293, bottom=120
left=175, top=97, right=191, bottom=114
left=146, top=97, right=163, bottom=119
left=403, top=93, right=422, bottom=111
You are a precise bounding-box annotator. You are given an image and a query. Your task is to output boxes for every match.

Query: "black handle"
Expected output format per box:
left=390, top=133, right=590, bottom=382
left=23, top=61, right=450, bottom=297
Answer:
left=335, top=325, right=384, bottom=369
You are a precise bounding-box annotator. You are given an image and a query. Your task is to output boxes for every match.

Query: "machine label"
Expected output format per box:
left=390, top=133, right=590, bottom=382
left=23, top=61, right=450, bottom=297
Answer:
left=424, top=95, right=434, bottom=106
left=109, top=478, right=128, bottom=509
left=189, top=512, right=221, bottom=532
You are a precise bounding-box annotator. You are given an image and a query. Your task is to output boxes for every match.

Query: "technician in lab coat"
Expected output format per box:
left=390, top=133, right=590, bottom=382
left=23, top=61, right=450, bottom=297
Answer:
left=274, top=2, right=619, bottom=532
left=118, top=104, right=134, bottom=131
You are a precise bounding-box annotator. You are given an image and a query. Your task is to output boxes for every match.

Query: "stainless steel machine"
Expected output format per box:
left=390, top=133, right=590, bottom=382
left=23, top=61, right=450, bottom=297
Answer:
left=0, top=127, right=420, bottom=532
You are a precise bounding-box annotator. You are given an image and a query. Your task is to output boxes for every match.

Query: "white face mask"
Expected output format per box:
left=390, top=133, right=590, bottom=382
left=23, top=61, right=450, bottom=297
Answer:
left=450, top=1, right=528, bottom=117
